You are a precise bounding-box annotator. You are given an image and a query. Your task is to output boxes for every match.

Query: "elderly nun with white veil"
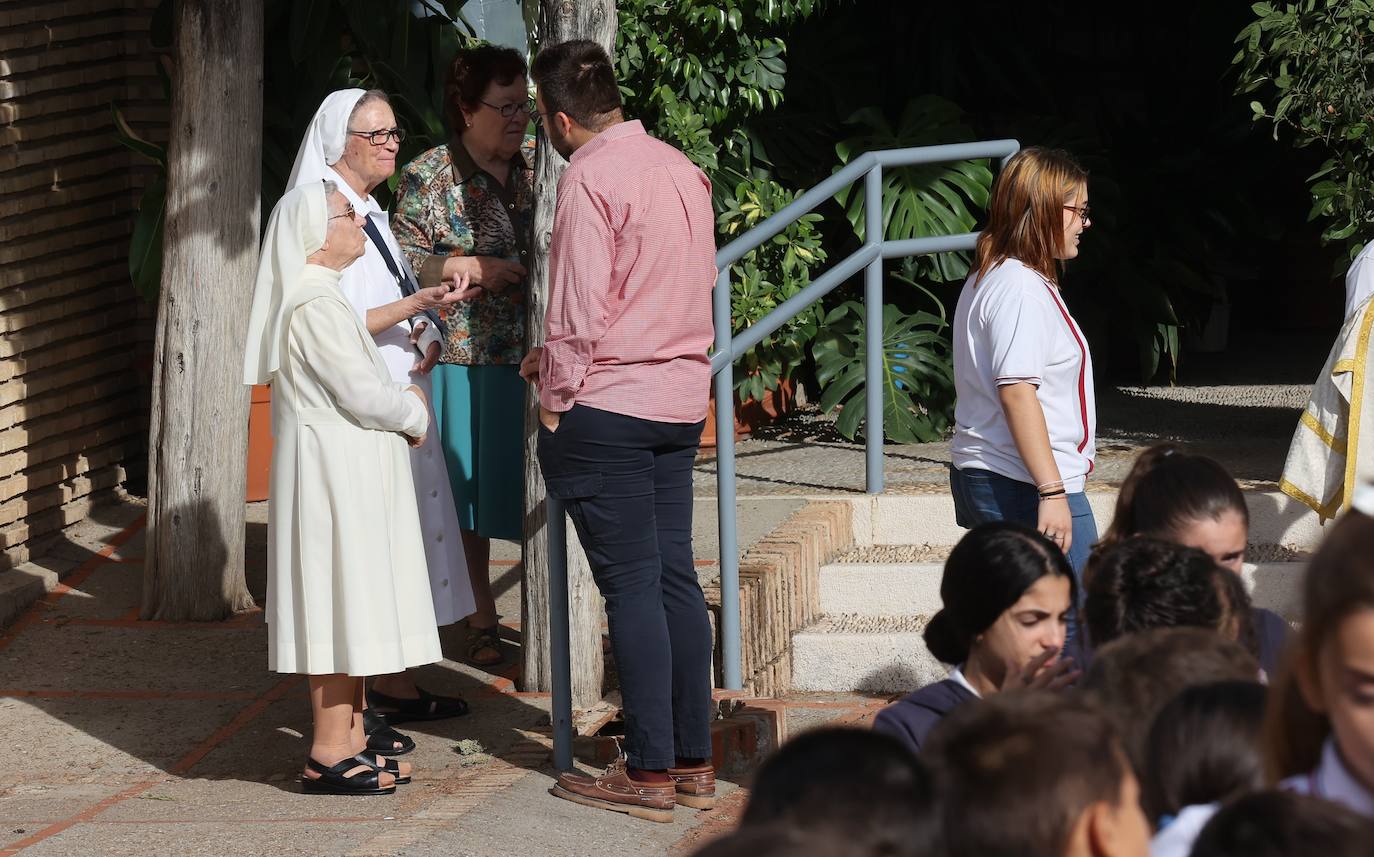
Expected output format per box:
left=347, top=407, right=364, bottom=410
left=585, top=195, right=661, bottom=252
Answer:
left=287, top=89, right=481, bottom=754
left=243, top=179, right=439, bottom=795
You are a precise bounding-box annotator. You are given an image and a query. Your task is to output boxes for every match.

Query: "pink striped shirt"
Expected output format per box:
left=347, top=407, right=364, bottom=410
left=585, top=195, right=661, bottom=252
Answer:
left=538, top=120, right=717, bottom=423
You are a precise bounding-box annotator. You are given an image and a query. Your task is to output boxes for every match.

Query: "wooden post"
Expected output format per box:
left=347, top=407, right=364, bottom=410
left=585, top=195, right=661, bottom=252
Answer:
left=142, top=0, right=262, bottom=621
left=520, top=0, right=616, bottom=709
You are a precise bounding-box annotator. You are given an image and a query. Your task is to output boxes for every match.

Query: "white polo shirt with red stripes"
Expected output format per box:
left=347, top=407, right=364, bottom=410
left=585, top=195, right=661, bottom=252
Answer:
left=950, top=257, right=1096, bottom=493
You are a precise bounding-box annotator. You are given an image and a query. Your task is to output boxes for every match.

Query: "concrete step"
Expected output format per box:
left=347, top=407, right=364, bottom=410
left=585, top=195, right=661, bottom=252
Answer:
left=819, top=557, right=1308, bottom=619
left=791, top=614, right=945, bottom=693
left=794, top=558, right=1308, bottom=692
left=844, top=489, right=1327, bottom=550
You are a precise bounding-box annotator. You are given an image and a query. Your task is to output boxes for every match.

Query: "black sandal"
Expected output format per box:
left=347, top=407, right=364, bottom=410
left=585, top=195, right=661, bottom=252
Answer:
left=363, top=707, right=416, bottom=756
left=367, top=686, right=471, bottom=724
left=300, top=756, right=396, bottom=795
left=351, top=751, right=411, bottom=784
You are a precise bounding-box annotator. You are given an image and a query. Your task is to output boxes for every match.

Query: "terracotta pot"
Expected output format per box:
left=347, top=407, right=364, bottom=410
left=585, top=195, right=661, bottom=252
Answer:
left=699, top=378, right=796, bottom=449
left=246, top=384, right=273, bottom=502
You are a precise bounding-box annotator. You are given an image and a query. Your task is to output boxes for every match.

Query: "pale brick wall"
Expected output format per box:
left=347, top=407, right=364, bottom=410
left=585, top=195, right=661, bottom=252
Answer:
left=0, top=0, right=166, bottom=570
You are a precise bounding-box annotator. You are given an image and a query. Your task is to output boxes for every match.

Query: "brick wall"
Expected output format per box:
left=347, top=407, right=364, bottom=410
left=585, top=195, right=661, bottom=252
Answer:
left=0, top=0, right=167, bottom=570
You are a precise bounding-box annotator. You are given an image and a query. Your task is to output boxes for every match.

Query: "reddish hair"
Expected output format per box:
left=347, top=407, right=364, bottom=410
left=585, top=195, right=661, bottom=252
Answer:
left=444, top=45, right=528, bottom=136
left=974, top=147, right=1088, bottom=285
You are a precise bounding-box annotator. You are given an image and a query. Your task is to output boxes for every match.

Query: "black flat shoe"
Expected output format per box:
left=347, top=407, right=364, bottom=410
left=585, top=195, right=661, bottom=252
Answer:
left=351, top=751, right=411, bottom=784
left=367, top=685, right=470, bottom=724
left=300, top=756, right=396, bottom=795
left=363, top=707, right=416, bottom=756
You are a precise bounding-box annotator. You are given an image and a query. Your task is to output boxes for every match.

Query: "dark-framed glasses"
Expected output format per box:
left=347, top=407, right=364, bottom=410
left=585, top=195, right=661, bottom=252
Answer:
left=480, top=99, right=537, bottom=120
left=348, top=127, right=406, bottom=145
left=1063, top=204, right=1091, bottom=225
left=328, top=202, right=357, bottom=222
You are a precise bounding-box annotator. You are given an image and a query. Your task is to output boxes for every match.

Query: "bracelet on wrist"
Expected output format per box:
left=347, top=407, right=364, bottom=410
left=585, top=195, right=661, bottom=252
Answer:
left=1039, top=494, right=1068, bottom=502
left=1038, top=488, right=1067, bottom=499
left=1036, top=480, right=1065, bottom=491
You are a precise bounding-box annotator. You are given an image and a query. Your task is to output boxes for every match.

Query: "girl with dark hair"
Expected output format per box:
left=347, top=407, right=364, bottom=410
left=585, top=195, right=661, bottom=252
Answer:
left=949, top=147, right=1096, bottom=578
left=873, top=521, right=1078, bottom=754
left=1189, top=791, right=1374, bottom=857
left=1143, top=681, right=1268, bottom=857
left=1100, top=443, right=1289, bottom=674
left=1083, top=536, right=1257, bottom=656
left=1267, top=489, right=1374, bottom=819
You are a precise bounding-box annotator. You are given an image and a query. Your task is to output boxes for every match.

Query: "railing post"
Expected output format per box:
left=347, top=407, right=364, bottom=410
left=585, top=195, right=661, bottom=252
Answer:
left=713, top=266, right=742, bottom=690
left=864, top=164, right=884, bottom=495
left=547, top=495, right=573, bottom=771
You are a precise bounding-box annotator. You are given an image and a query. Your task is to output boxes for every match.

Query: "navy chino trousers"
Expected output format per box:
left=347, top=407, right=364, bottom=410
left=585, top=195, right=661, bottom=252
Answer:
left=537, top=404, right=713, bottom=770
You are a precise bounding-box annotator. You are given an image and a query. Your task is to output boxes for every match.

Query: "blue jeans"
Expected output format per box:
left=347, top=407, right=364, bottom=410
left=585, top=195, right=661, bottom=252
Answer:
left=949, top=466, right=1098, bottom=651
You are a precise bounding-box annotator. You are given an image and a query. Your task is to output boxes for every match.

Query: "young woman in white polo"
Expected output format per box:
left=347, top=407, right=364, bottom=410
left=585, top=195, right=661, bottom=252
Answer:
left=950, top=147, right=1095, bottom=586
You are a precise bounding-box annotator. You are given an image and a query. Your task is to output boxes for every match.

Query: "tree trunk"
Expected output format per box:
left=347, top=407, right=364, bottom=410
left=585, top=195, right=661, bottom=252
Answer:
left=521, top=0, right=616, bottom=708
left=142, top=0, right=263, bottom=621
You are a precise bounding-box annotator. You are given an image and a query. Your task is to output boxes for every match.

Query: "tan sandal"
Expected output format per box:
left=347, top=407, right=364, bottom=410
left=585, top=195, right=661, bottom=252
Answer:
left=466, top=625, right=503, bottom=666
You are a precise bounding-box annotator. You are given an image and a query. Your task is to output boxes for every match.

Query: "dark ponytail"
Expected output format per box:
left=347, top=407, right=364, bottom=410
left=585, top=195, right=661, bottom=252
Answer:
left=923, top=521, right=1074, bottom=665
left=1099, top=442, right=1249, bottom=552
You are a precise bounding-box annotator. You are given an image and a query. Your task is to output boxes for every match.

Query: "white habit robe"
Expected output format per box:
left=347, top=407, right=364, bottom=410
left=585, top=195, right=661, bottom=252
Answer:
left=326, top=167, right=476, bottom=626
left=265, top=266, right=444, bottom=675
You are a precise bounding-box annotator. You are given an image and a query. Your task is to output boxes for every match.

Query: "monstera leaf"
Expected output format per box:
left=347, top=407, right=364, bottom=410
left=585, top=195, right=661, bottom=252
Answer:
left=834, top=96, right=994, bottom=284
left=812, top=300, right=955, bottom=444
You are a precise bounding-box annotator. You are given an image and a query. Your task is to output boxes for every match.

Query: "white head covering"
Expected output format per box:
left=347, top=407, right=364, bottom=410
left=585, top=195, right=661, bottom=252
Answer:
left=286, top=88, right=367, bottom=190
left=242, top=182, right=330, bottom=385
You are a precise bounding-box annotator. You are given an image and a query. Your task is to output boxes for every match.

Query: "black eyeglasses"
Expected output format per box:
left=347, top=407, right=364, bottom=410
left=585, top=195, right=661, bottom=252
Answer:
left=328, top=202, right=356, bottom=222
left=479, top=99, right=536, bottom=120
left=1063, top=204, right=1091, bottom=225
left=347, top=127, right=406, bottom=146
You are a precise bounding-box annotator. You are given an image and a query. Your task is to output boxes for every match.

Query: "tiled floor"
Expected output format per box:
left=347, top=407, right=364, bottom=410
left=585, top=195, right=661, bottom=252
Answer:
left=1, top=502, right=887, bottom=857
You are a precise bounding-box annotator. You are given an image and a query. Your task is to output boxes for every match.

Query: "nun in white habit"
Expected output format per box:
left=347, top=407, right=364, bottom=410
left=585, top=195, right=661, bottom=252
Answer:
left=288, top=89, right=481, bottom=736
left=243, top=180, right=439, bottom=794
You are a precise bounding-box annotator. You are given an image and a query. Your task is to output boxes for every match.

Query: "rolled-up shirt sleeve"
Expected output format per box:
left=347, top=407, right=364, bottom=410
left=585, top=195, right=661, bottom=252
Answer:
left=539, top=179, right=615, bottom=413
left=985, top=284, right=1053, bottom=388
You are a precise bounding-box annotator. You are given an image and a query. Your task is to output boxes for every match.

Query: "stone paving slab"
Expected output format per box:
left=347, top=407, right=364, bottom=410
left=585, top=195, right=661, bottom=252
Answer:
left=691, top=384, right=1305, bottom=496
left=0, top=503, right=896, bottom=856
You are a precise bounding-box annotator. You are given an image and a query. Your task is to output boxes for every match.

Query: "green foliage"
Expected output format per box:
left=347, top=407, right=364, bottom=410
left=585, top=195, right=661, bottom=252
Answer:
left=717, top=177, right=827, bottom=401
left=812, top=299, right=955, bottom=443
left=834, top=97, right=994, bottom=284
left=615, top=0, right=831, bottom=169
left=111, top=103, right=167, bottom=303
left=1234, top=0, right=1374, bottom=257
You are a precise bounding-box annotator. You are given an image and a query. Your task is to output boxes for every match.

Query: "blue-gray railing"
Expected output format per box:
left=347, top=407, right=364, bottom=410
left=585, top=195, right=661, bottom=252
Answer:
left=548, top=139, right=1022, bottom=770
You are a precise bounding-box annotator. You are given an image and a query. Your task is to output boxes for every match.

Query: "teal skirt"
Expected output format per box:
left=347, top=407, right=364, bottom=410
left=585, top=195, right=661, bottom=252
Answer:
left=430, top=364, right=525, bottom=541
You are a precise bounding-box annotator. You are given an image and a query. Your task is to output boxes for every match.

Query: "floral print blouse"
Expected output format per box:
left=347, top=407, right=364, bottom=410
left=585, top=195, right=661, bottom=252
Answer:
left=391, top=137, right=535, bottom=365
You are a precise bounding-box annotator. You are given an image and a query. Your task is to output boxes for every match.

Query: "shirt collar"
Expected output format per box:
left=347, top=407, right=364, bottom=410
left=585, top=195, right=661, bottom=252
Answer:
left=323, top=165, right=383, bottom=217
left=449, top=137, right=531, bottom=184
left=1314, top=737, right=1374, bottom=817
left=569, top=119, right=645, bottom=165
left=948, top=665, right=983, bottom=699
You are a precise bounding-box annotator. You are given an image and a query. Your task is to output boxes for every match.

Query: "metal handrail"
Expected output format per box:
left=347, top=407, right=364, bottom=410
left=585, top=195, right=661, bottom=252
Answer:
left=550, top=139, right=1021, bottom=769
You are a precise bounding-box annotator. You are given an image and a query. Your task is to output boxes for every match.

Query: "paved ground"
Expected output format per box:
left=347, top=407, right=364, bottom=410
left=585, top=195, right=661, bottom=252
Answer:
left=0, top=502, right=884, bottom=857
left=0, top=335, right=1321, bottom=855
left=694, top=381, right=1310, bottom=497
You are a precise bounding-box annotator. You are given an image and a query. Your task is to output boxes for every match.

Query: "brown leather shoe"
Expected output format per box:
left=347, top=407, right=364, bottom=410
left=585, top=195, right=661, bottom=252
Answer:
left=667, top=763, right=716, bottom=809
left=550, top=758, right=676, bottom=823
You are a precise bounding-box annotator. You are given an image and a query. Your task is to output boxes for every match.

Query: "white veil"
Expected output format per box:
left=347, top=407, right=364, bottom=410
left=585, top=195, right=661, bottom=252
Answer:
left=242, top=182, right=330, bottom=385
left=286, top=88, right=366, bottom=190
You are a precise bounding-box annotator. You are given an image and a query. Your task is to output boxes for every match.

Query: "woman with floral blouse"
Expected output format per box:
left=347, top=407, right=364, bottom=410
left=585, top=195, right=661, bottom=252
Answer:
left=391, top=45, right=534, bottom=666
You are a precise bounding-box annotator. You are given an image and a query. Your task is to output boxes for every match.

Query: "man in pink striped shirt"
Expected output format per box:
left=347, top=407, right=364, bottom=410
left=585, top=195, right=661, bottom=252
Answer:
left=519, top=40, right=717, bottom=823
